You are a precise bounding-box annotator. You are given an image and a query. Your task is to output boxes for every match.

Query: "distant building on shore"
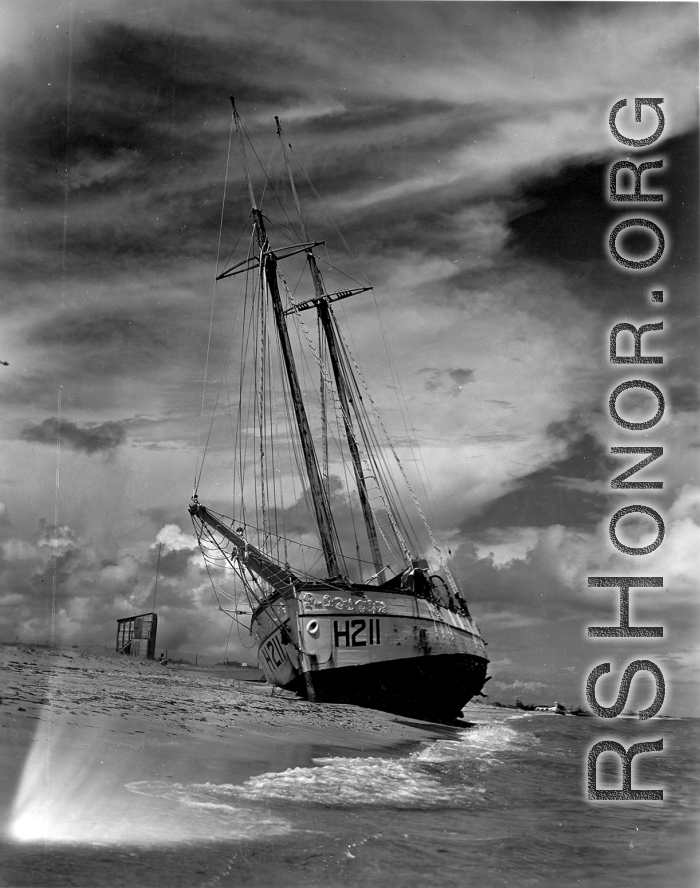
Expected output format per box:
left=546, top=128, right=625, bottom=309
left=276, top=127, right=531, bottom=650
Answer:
left=534, top=702, right=566, bottom=714
left=116, top=612, right=158, bottom=660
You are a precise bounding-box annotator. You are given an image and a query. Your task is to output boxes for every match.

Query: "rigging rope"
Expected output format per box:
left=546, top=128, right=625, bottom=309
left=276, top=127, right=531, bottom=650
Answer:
left=318, top=313, right=329, bottom=497
left=333, top=316, right=459, bottom=591
left=268, top=339, right=287, bottom=565
left=291, top=152, right=371, bottom=289
left=280, top=273, right=411, bottom=569
left=257, top=249, right=269, bottom=541
left=194, top=107, right=235, bottom=494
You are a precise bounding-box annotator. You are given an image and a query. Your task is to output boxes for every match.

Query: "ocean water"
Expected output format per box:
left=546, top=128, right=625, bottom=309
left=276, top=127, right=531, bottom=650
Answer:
left=2, top=708, right=698, bottom=888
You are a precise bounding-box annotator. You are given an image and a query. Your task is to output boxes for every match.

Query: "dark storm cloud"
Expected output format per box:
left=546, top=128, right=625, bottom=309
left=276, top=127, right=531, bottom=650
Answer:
left=504, top=129, right=699, bottom=427
left=507, top=131, right=699, bottom=309
left=0, top=18, right=314, bottom=278
left=21, top=417, right=126, bottom=453
left=22, top=300, right=201, bottom=386
left=462, top=420, right=615, bottom=531
left=508, top=160, right=610, bottom=265
left=152, top=547, right=192, bottom=578
left=1, top=21, right=306, bottom=206
left=3, top=4, right=696, bottom=293
left=453, top=539, right=584, bottom=619
left=29, top=308, right=164, bottom=349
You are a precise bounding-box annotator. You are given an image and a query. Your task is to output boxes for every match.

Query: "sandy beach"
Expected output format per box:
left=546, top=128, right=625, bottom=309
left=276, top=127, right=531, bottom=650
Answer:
left=2, top=644, right=697, bottom=888
left=0, top=644, right=475, bottom=847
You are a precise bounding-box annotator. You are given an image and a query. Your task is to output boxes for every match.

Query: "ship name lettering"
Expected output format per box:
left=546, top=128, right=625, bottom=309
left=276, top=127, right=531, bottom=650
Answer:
left=303, top=593, right=386, bottom=615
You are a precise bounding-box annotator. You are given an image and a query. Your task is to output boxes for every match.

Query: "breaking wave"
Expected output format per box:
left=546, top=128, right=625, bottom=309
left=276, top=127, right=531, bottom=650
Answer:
left=126, top=721, right=527, bottom=814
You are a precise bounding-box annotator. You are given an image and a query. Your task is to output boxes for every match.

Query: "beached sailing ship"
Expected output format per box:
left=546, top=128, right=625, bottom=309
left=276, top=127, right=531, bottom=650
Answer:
left=189, top=101, right=488, bottom=721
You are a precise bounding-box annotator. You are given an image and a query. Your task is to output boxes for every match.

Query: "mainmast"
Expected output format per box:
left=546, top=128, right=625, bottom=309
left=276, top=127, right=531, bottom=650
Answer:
left=276, top=117, right=384, bottom=576
left=231, top=99, right=343, bottom=580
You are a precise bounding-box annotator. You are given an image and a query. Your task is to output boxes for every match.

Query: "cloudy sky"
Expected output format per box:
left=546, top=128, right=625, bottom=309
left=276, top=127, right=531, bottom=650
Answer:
left=1, top=1, right=697, bottom=713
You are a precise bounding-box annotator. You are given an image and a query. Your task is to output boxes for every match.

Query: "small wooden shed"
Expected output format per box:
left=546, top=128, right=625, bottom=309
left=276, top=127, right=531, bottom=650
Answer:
left=116, top=612, right=158, bottom=660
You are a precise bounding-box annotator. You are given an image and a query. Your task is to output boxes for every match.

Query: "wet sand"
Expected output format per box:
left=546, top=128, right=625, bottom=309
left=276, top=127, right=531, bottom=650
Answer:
left=0, top=644, right=475, bottom=843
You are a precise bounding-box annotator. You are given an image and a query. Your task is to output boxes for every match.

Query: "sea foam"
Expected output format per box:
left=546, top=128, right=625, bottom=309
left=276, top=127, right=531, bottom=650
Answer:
left=128, top=721, right=526, bottom=813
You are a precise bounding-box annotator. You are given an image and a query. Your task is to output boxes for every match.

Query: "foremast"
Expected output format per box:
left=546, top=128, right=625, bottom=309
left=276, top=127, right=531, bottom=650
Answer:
left=230, top=98, right=343, bottom=581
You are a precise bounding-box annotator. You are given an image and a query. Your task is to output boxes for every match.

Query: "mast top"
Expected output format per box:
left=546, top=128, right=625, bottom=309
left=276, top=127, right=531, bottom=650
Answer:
left=231, top=97, right=258, bottom=213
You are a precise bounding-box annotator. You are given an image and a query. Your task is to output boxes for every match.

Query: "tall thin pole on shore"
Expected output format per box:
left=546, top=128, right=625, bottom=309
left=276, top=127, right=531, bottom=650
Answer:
left=151, top=543, right=162, bottom=613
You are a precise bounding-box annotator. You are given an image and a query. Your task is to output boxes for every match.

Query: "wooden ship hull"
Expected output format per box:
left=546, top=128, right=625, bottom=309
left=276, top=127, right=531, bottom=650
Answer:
left=253, top=587, right=488, bottom=720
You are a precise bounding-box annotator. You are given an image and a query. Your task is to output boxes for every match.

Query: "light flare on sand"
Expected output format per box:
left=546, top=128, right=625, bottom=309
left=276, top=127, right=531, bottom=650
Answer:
left=9, top=708, right=291, bottom=845
left=9, top=711, right=139, bottom=844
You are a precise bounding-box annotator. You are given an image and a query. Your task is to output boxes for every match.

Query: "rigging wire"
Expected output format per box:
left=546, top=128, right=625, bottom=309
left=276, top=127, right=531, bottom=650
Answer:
left=370, top=283, right=442, bottom=527
left=318, top=313, right=329, bottom=497
left=287, top=137, right=447, bottom=565
left=257, top=249, right=269, bottom=541
left=235, top=116, right=302, bottom=237
left=194, top=244, right=249, bottom=495
left=238, top=240, right=258, bottom=524
left=219, top=219, right=255, bottom=280
left=194, top=106, right=235, bottom=493
left=291, top=152, right=371, bottom=288
left=334, top=314, right=461, bottom=593
left=281, top=277, right=406, bottom=571
left=268, top=339, right=287, bottom=564
left=222, top=619, right=234, bottom=662
left=193, top=507, right=374, bottom=590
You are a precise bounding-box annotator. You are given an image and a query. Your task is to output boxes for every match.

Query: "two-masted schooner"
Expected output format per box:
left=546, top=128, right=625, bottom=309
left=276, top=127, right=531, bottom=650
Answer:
left=189, top=100, right=488, bottom=721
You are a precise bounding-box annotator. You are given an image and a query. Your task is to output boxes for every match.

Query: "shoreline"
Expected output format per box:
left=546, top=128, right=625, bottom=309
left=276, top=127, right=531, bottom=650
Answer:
left=1, top=644, right=481, bottom=843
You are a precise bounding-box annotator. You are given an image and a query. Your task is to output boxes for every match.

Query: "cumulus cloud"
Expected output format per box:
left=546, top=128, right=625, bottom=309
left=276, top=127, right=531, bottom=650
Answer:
left=445, top=480, right=700, bottom=707
left=0, top=515, right=213, bottom=652
left=155, top=524, right=199, bottom=552
left=21, top=418, right=126, bottom=454
left=457, top=479, right=700, bottom=618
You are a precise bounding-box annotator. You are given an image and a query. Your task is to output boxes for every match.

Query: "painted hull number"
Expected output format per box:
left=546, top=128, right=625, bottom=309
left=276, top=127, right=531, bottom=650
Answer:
left=333, top=618, right=381, bottom=647
left=261, top=630, right=288, bottom=671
